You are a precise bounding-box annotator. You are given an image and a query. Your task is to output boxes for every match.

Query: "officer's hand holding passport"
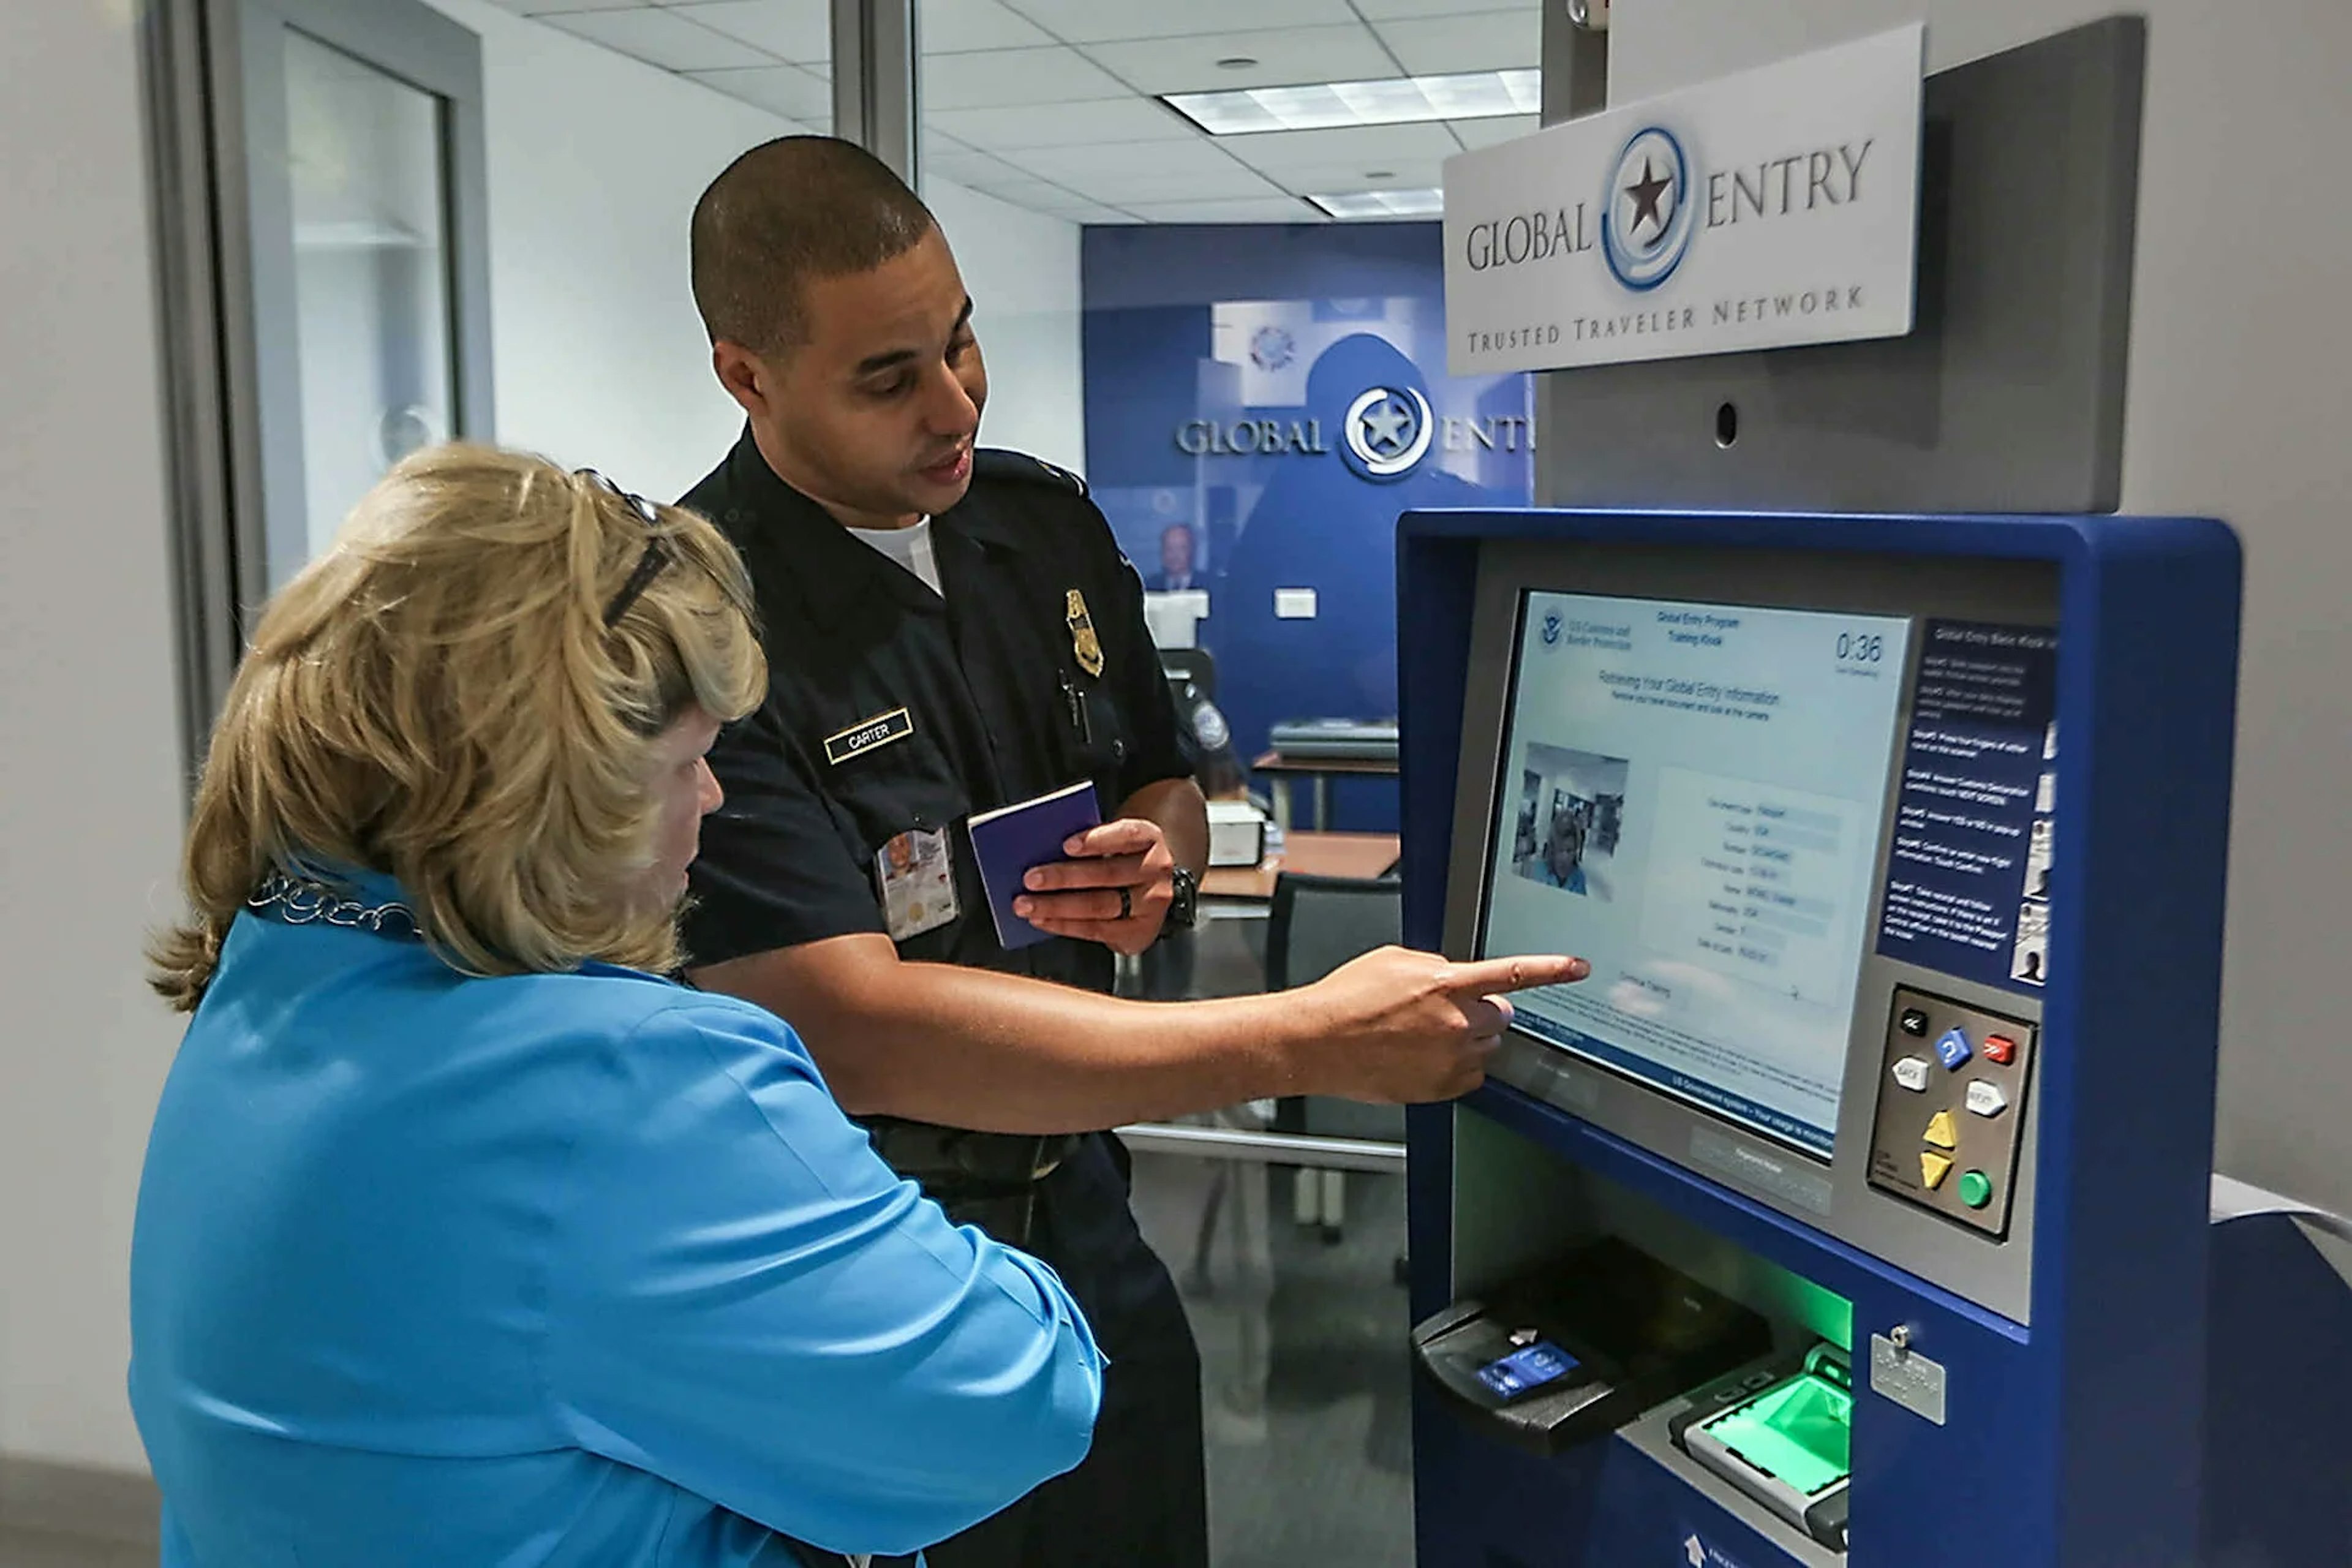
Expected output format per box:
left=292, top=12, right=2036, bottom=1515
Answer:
left=1015, top=818, right=1183, bottom=957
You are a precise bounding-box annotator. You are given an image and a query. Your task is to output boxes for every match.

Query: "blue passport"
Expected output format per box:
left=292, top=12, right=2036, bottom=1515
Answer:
left=967, top=780, right=1103, bottom=951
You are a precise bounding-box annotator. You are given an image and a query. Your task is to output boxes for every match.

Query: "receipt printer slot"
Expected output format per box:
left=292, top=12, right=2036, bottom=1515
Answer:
left=1411, top=1238, right=1771, bottom=1456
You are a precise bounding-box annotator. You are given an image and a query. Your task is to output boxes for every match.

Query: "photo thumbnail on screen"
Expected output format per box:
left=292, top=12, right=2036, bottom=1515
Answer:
left=1510, top=744, right=1630, bottom=901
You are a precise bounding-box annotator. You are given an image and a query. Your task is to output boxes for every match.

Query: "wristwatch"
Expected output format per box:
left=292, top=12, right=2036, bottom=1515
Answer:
left=1166, top=865, right=1200, bottom=932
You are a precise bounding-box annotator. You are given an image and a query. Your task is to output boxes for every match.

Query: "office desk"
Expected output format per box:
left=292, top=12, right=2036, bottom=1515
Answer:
left=1200, top=830, right=1402, bottom=904
left=1250, top=750, right=1400, bottom=831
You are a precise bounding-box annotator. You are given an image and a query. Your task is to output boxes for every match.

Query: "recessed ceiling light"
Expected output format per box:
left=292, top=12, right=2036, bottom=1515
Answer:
left=1216, top=56, right=1259, bottom=70
left=1164, top=69, right=1540, bottom=135
left=1308, top=188, right=1447, bottom=220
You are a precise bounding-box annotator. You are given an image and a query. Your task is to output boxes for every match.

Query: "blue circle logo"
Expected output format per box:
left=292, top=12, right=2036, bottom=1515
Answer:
left=1601, top=126, right=1696, bottom=293
left=1343, top=385, right=1434, bottom=483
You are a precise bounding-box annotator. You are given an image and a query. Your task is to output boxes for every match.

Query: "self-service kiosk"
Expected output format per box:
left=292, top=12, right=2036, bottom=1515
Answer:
left=1400, top=507, right=2233, bottom=1568
left=1399, top=16, right=2349, bottom=1568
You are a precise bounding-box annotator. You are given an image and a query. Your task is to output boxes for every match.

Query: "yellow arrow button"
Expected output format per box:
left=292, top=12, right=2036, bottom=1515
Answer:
left=1920, top=1151, right=1955, bottom=1190
left=1924, top=1110, right=1959, bottom=1151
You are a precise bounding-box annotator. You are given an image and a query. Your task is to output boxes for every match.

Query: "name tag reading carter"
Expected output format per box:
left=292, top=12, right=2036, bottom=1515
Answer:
left=824, top=706, right=914, bottom=767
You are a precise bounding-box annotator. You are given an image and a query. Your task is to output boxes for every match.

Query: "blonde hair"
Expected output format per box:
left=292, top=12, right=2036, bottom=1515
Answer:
left=150, top=444, right=766, bottom=1010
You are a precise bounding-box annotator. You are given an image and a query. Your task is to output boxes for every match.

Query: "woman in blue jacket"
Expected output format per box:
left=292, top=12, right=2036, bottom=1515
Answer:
left=130, top=446, right=1103, bottom=1567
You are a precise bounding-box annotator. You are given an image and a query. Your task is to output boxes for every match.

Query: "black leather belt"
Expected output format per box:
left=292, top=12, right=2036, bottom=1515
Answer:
left=861, top=1121, right=1081, bottom=1249
left=863, top=1119, right=1078, bottom=1186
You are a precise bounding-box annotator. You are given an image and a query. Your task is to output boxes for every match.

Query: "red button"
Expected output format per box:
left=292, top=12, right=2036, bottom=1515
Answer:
left=1984, top=1035, right=2018, bottom=1066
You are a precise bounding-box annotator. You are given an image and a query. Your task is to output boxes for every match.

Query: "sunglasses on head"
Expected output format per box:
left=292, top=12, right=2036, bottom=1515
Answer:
left=576, top=469, right=670, bottom=628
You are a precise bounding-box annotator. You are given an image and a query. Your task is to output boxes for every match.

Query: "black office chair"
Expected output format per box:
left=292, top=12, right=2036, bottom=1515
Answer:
left=1265, top=871, right=1402, bottom=989
left=1265, top=872, right=1407, bottom=1241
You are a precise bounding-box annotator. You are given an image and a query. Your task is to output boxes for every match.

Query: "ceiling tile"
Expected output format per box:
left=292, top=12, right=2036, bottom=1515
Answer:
left=922, top=136, right=1034, bottom=186
left=1020, top=189, right=1143, bottom=219
left=997, top=0, right=1360, bottom=45
left=685, top=63, right=832, bottom=119
left=1001, top=138, right=1257, bottom=183
left=491, top=0, right=649, bottom=15
left=1081, top=24, right=1397, bottom=97
left=545, top=7, right=777, bottom=69
left=1370, top=10, right=1538, bottom=75
left=922, top=46, right=1130, bottom=110
left=929, top=96, right=1196, bottom=151
left=1447, top=113, right=1537, bottom=150
left=668, top=0, right=830, bottom=64
left=1121, top=195, right=1324, bottom=223
left=1262, top=159, right=1449, bottom=195
left=1352, top=0, right=1529, bottom=17
left=1048, top=168, right=1286, bottom=206
left=921, top=0, right=1058, bottom=53
left=953, top=176, right=1087, bottom=208
left=1218, top=119, right=1461, bottom=174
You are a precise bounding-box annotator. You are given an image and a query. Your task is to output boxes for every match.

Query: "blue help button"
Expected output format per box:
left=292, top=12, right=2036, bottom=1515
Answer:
left=1476, top=1340, right=1580, bottom=1399
left=1936, top=1027, right=1974, bottom=1070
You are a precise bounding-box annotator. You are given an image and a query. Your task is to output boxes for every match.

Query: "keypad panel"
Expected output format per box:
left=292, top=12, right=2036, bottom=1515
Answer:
left=1866, top=986, right=2037, bottom=1237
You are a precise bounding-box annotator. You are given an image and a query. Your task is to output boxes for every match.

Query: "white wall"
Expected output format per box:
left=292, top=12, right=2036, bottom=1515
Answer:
left=1611, top=0, right=2352, bottom=1216
left=423, top=0, right=1084, bottom=496
left=0, top=1, right=189, bottom=1474
left=420, top=0, right=799, bottom=500
left=925, top=180, right=1087, bottom=474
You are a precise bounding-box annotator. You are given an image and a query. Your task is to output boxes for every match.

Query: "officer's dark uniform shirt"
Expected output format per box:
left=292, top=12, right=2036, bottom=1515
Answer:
left=681, top=430, right=1193, bottom=993
left=678, top=432, right=1209, bottom=1568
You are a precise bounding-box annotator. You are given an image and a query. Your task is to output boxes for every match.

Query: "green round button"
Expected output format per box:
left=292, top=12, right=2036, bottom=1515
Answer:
left=1958, top=1170, right=1994, bottom=1210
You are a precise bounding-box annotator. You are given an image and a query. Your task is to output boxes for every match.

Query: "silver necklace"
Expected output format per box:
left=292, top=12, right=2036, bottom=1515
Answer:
left=247, top=867, right=420, bottom=937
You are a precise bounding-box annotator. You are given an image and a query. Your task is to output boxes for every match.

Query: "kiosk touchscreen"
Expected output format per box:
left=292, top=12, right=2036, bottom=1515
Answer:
left=1480, top=592, right=1914, bottom=1165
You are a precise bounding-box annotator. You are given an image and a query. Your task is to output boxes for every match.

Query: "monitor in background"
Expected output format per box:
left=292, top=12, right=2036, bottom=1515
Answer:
left=1477, top=592, right=1911, bottom=1158
left=1142, top=589, right=1211, bottom=650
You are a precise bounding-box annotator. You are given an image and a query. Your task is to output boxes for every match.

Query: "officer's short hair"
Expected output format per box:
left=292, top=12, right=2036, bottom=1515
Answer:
left=149, top=447, right=767, bottom=1010
left=692, top=135, right=938, bottom=354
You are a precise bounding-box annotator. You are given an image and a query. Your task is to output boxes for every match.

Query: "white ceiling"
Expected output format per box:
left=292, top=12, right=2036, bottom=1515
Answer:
left=486, top=0, right=1540, bottom=223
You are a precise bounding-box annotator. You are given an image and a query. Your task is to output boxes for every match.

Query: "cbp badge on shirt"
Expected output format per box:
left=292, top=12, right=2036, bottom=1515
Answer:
left=1066, top=589, right=1104, bottom=678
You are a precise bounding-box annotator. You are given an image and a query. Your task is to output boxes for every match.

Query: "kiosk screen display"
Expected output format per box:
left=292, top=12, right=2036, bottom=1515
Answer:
left=1480, top=592, right=1912, bottom=1155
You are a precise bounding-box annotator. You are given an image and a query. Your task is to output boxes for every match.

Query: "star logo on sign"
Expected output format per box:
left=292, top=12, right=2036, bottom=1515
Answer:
left=1684, top=1535, right=1709, bottom=1568
left=1359, top=395, right=1415, bottom=454
left=1626, top=157, right=1673, bottom=237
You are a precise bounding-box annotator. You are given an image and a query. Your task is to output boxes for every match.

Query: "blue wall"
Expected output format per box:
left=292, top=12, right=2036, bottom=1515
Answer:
left=1082, top=223, right=1534, bottom=831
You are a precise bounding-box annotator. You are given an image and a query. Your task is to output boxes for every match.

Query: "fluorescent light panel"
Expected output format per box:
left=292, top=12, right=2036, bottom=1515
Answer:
left=1164, top=69, right=1539, bottom=135
left=1309, top=188, right=1446, bottom=219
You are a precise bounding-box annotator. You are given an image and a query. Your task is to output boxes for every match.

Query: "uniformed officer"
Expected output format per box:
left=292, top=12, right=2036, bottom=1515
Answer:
left=676, top=137, right=1585, bottom=1568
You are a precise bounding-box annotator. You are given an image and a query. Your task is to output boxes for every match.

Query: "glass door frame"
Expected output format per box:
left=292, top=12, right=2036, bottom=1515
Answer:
left=143, top=0, right=492, bottom=772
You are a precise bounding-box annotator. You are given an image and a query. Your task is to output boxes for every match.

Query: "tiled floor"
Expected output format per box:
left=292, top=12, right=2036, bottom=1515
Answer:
left=1131, top=1155, right=1417, bottom=1568
left=1126, top=914, right=1419, bottom=1567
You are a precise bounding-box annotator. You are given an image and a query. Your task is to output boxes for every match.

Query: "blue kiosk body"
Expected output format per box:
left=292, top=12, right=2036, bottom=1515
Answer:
left=1396, top=508, right=2241, bottom=1568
